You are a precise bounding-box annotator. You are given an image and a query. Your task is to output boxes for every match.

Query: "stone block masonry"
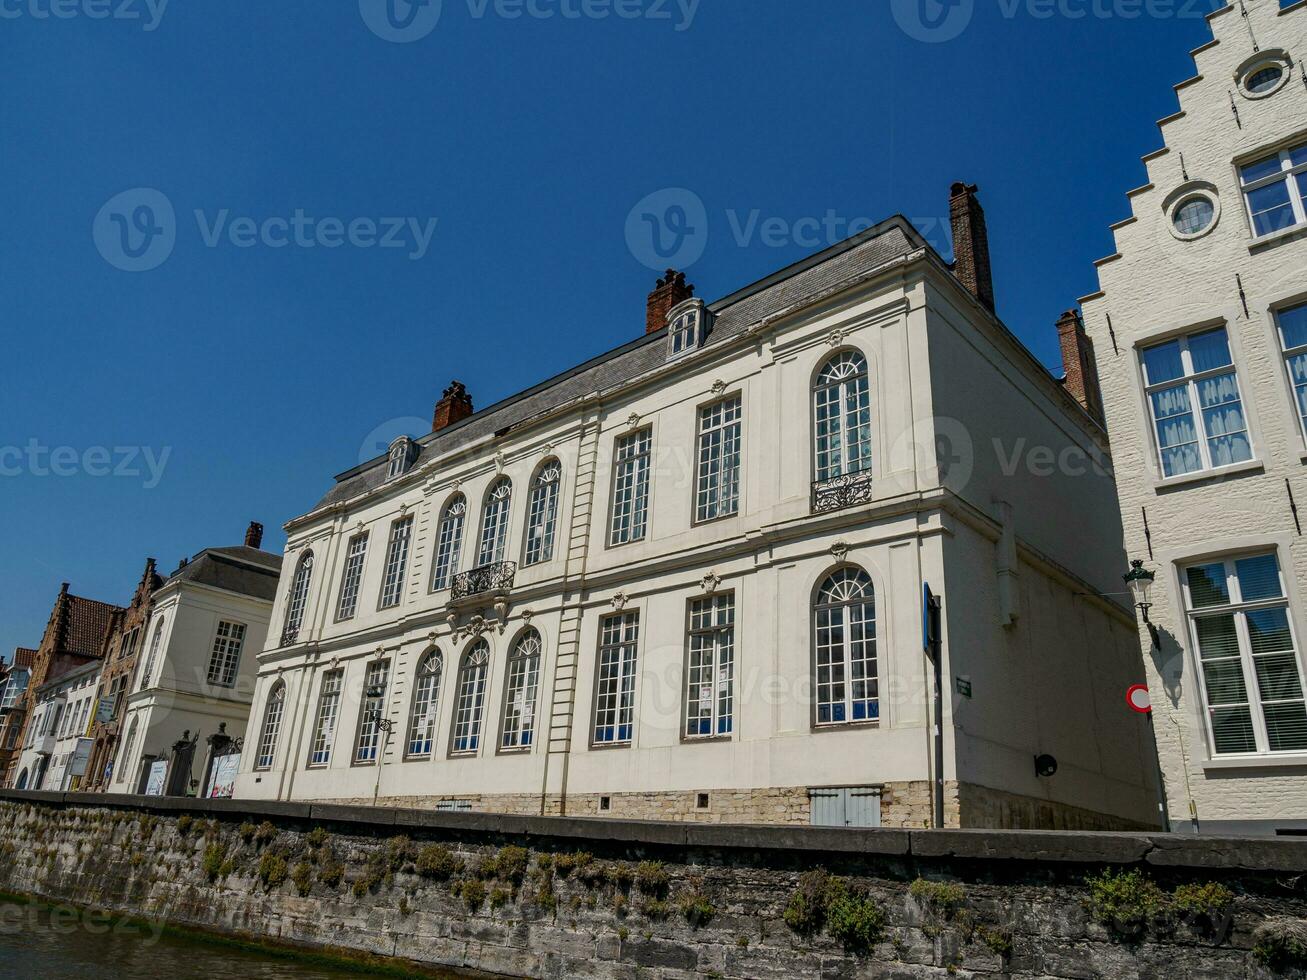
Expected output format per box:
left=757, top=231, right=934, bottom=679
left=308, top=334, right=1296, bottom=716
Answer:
left=1, top=789, right=1305, bottom=978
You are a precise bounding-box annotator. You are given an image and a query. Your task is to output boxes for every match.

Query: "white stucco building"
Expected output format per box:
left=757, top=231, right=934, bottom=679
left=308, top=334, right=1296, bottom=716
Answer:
left=13, top=660, right=101, bottom=792
left=111, top=540, right=280, bottom=795
left=1079, top=0, right=1307, bottom=834
left=235, top=185, right=1159, bottom=830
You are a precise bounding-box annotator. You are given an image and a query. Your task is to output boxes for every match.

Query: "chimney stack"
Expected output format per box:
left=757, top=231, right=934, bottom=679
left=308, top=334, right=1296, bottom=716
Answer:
left=1057, top=309, right=1105, bottom=426
left=244, top=522, right=264, bottom=550
left=433, top=381, right=474, bottom=432
left=646, top=269, right=695, bottom=336
left=949, top=182, right=995, bottom=313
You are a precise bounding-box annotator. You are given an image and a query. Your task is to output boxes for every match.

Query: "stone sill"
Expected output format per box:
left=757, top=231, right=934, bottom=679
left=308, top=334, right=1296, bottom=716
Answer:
left=1153, top=459, right=1264, bottom=493
left=1248, top=222, right=1307, bottom=253
left=1202, top=754, right=1307, bottom=772
left=3, top=787, right=1307, bottom=872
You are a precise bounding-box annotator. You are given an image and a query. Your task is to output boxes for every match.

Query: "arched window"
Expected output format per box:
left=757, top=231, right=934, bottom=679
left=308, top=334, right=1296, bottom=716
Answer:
left=524, top=461, right=562, bottom=566
left=813, top=567, right=879, bottom=726
left=431, top=495, right=467, bottom=591
left=450, top=641, right=491, bottom=755
left=255, top=681, right=287, bottom=770
left=477, top=479, right=513, bottom=566
left=406, top=650, right=444, bottom=758
left=137, top=616, right=166, bottom=691
left=501, top=630, right=542, bottom=750
left=813, top=350, right=872, bottom=484
left=282, top=552, right=314, bottom=646
left=16, top=769, right=28, bottom=790
left=114, top=718, right=139, bottom=784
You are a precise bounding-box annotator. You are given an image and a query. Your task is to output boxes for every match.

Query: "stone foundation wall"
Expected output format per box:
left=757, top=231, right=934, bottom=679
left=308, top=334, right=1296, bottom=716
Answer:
left=326, top=780, right=1151, bottom=831
left=1, top=789, right=1305, bottom=979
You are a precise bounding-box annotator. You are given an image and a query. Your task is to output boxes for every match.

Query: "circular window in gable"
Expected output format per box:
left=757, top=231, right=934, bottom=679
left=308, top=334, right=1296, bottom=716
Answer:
left=1237, top=51, right=1293, bottom=100
left=1164, top=183, right=1221, bottom=242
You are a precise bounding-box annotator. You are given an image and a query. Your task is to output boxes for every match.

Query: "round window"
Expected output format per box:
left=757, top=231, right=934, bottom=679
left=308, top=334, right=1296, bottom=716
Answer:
left=1247, top=64, right=1285, bottom=94
left=1172, top=196, right=1216, bottom=237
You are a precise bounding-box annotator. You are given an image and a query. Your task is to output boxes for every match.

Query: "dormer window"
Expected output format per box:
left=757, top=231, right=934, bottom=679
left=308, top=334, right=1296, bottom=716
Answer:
left=386, top=437, right=415, bottom=481
left=668, top=299, right=709, bottom=360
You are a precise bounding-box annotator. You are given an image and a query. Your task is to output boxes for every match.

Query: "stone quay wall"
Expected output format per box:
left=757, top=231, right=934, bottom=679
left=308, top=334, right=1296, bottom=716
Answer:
left=1, top=788, right=1305, bottom=979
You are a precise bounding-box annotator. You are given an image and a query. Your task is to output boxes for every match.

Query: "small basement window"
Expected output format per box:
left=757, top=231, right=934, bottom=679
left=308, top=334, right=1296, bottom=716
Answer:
left=696, top=792, right=710, bottom=810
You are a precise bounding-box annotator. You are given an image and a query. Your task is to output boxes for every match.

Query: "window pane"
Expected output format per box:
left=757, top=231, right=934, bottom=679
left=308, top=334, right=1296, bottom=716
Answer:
left=1279, top=304, right=1307, bottom=350
left=1141, top=340, right=1185, bottom=386
left=1187, top=563, right=1230, bottom=608
left=1248, top=180, right=1296, bottom=236
left=1254, top=652, right=1305, bottom=702
left=1187, top=330, right=1232, bottom=373
left=1237, top=555, right=1284, bottom=603
left=1195, top=614, right=1241, bottom=660
left=1241, top=154, right=1284, bottom=184
left=1203, top=659, right=1249, bottom=705
left=1264, top=703, right=1307, bottom=753
left=1210, top=706, right=1259, bottom=755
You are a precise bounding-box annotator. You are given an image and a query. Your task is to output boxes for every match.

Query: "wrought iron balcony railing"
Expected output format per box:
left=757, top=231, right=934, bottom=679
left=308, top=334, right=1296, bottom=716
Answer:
left=452, top=561, right=517, bottom=602
left=811, top=470, right=874, bottom=514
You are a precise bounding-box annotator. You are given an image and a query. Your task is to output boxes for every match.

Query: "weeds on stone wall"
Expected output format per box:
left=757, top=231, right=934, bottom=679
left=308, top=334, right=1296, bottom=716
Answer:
left=783, top=870, right=886, bottom=955
left=1084, top=869, right=1236, bottom=941
left=1253, top=918, right=1307, bottom=972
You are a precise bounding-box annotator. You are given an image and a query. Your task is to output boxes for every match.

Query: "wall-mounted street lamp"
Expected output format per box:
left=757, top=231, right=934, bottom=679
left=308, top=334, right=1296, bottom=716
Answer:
left=1124, top=560, right=1162, bottom=651
left=366, top=683, right=396, bottom=806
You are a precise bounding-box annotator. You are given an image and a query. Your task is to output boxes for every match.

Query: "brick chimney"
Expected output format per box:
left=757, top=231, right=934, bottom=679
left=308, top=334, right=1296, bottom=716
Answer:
left=1057, top=309, right=1105, bottom=425
left=433, top=381, right=474, bottom=432
left=949, top=182, right=995, bottom=313
left=646, top=269, right=695, bottom=336
left=244, top=522, right=264, bottom=550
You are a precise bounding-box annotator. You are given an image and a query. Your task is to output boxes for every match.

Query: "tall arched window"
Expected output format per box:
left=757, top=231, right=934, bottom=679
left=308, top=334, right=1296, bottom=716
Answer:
left=813, top=350, right=873, bottom=485
left=406, top=650, right=444, bottom=758
left=114, top=717, right=139, bottom=785
left=501, top=629, right=542, bottom=750
left=477, top=479, right=513, bottom=566
left=450, top=640, right=491, bottom=755
left=813, top=567, right=879, bottom=726
left=282, top=552, right=314, bottom=646
left=137, top=615, right=166, bottom=691
left=255, top=681, right=287, bottom=770
left=431, top=495, right=467, bottom=591
left=524, top=461, right=562, bottom=566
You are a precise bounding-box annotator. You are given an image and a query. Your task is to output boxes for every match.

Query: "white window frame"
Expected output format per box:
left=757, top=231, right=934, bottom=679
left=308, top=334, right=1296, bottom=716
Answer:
left=477, top=480, right=513, bottom=567
left=354, top=659, right=391, bottom=765
left=813, top=350, right=873, bottom=484
left=592, top=611, right=639, bottom=746
left=684, top=593, right=735, bottom=740
left=137, top=616, right=167, bottom=691
left=335, top=532, right=369, bottom=621
left=206, top=620, right=247, bottom=689
left=307, top=669, right=343, bottom=768
left=524, top=461, right=562, bottom=567
left=406, top=650, right=444, bottom=759
left=1140, top=327, right=1253, bottom=479
left=1183, top=553, right=1307, bottom=758
left=813, top=568, right=880, bottom=728
left=500, top=629, right=542, bottom=751
left=695, top=396, right=742, bottom=523
left=386, top=439, right=412, bottom=481
left=430, top=496, right=467, bottom=591
left=449, top=642, right=490, bottom=756
left=668, top=307, right=702, bottom=359
left=1276, top=301, right=1307, bottom=445
left=282, top=552, right=314, bottom=646
left=378, top=517, right=414, bottom=610
left=1239, top=140, right=1307, bottom=238
left=609, top=429, right=652, bottom=546
left=254, top=682, right=286, bottom=771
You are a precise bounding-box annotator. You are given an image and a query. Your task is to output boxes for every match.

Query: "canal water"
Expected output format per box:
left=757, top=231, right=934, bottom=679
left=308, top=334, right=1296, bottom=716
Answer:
left=0, top=897, right=454, bottom=979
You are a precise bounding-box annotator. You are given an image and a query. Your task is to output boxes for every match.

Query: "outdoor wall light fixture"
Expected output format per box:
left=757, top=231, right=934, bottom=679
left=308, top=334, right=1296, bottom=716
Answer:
left=1124, top=559, right=1162, bottom=652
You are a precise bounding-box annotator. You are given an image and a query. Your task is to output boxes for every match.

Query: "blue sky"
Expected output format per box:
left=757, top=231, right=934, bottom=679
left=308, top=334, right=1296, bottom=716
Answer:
left=0, top=0, right=1224, bottom=659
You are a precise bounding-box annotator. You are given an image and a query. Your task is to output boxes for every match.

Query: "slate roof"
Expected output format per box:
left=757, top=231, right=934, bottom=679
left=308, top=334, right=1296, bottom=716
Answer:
left=314, top=219, right=922, bottom=512
left=63, top=595, right=123, bottom=659
left=163, top=547, right=283, bottom=602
